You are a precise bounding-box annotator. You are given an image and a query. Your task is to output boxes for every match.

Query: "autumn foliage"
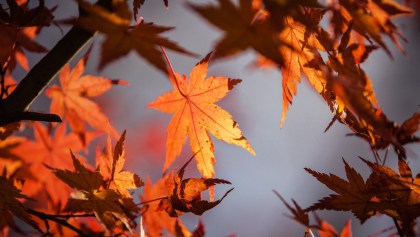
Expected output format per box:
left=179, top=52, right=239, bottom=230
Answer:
left=0, top=0, right=419, bottom=236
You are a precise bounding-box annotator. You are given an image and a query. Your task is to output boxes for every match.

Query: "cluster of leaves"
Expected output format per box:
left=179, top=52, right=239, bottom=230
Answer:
left=0, top=0, right=419, bottom=236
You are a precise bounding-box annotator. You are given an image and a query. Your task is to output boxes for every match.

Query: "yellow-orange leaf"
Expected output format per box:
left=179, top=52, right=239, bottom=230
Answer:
left=278, top=16, right=326, bottom=127
left=45, top=54, right=126, bottom=144
left=148, top=53, right=255, bottom=178
left=97, top=130, right=143, bottom=197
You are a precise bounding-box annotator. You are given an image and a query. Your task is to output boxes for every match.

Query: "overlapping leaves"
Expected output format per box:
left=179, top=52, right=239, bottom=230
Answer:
left=0, top=0, right=52, bottom=71
left=49, top=147, right=141, bottom=233
left=307, top=158, right=420, bottom=234
left=141, top=155, right=232, bottom=236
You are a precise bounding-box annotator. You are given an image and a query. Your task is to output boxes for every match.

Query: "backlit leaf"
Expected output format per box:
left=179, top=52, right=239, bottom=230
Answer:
left=148, top=52, right=255, bottom=178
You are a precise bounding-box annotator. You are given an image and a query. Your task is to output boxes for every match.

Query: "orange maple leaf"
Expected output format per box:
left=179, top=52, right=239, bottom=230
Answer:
left=45, top=54, right=126, bottom=144
left=148, top=52, right=255, bottom=178
left=278, top=15, right=326, bottom=127
left=12, top=122, right=98, bottom=206
left=335, top=0, right=413, bottom=55
left=317, top=218, right=352, bottom=237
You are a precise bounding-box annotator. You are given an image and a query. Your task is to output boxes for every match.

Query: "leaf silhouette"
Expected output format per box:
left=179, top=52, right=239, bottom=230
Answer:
left=305, top=159, right=385, bottom=223
left=148, top=52, right=255, bottom=178
left=273, top=190, right=310, bottom=227
left=189, top=0, right=285, bottom=66
left=361, top=157, right=420, bottom=232
left=74, top=0, right=193, bottom=72
left=133, top=0, right=169, bottom=20
left=45, top=52, right=126, bottom=144
left=0, top=0, right=51, bottom=71
left=166, top=155, right=233, bottom=217
left=140, top=176, right=191, bottom=237
left=0, top=175, right=41, bottom=233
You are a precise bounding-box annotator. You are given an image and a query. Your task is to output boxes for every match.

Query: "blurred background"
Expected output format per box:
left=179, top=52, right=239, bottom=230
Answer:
left=20, top=0, right=420, bottom=236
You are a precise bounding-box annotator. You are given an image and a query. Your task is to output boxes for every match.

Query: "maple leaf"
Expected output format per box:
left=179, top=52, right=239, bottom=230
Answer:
left=0, top=175, right=41, bottom=233
left=0, top=75, right=18, bottom=100
left=133, top=0, right=169, bottom=20
left=140, top=176, right=191, bottom=237
left=334, top=0, right=413, bottom=55
left=174, top=219, right=205, bottom=237
left=189, top=0, right=285, bottom=66
left=316, top=217, right=352, bottom=237
left=326, top=68, right=420, bottom=157
left=0, top=122, right=20, bottom=140
left=50, top=151, right=137, bottom=233
left=133, top=0, right=146, bottom=20
left=277, top=14, right=326, bottom=127
left=148, top=52, right=255, bottom=178
left=273, top=190, right=310, bottom=227
left=12, top=122, right=97, bottom=206
left=45, top=52, right=126, bottom=144
left=97, top=129, right=143, bottom=197
left=305, top=159, right=385, bottom=223
left=0, top=137, right=25, bottom=178
left=361, top=157, right=420, bottom=232
left=8, top=27, right=48, bottom=72
left=74, top=0, right=193, bottom=72
left=166, top=155, right=233, bottom=217
left=0, top=0, right=51, bottom=70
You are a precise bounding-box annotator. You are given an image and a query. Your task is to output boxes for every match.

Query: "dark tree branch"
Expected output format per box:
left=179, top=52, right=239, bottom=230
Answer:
left=0, top=111, right=62, bottom=126
left=0, top=0, right=113, bottom=126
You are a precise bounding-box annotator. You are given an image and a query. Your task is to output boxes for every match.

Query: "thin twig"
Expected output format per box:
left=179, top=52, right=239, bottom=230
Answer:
left=0, top=67, right=6, bottom=99
left=382, top=147, right=389, bottom=166
left=53, top=213, right=95, bottom=219
left=27, top=209, right=91, bottom=237
left=392, top=218, right=403, bottom=237
left=136, top=196, right=168, bottom=206
left=370, top=144, right=381, bottom=164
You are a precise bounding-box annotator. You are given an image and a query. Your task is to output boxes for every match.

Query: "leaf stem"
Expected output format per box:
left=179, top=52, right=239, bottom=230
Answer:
left=159, top=46, right=187, bottom=98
